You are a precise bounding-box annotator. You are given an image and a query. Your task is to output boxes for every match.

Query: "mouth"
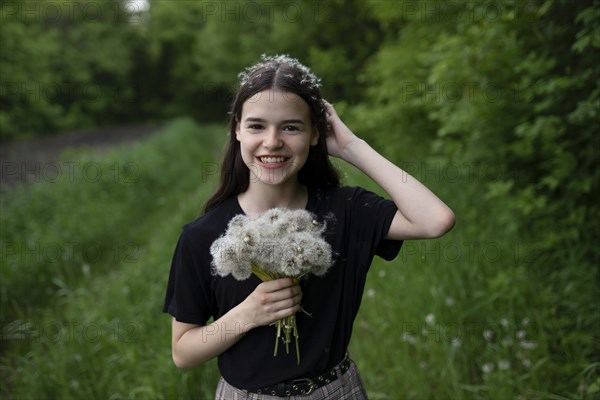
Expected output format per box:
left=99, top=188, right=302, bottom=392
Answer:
left=256, top=155, right=291, bottom=169
left=258, top=156, right=289, bottom=164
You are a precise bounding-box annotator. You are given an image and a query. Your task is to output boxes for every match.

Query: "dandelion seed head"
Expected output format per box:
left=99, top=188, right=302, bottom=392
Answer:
left=263, top=208, right=281, bottom=223
left=228, top=214, right=247, bottom=230
left=310, top=243, right=333, bottom=276
left=231, top=261, right=253, bottom=280
left=210, top=237, right=252, bottom=280
left=211, top=208, right=333, bottom=280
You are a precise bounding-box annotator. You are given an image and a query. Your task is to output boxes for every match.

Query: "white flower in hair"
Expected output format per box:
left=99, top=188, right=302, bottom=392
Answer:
left=238, top=54, right=322, bottom=91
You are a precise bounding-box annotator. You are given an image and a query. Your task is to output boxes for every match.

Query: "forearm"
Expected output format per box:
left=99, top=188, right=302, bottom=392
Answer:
left=341, top=139, right=455, bottom=238
left=172, top=307, right=255, bottom=369
left=172, top=279, right=301, bottom=369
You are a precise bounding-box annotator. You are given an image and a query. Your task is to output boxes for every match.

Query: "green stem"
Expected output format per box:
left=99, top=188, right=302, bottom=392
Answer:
left=273, top=320, right=281, bottom=356
left=251, top=263, right=305, bottom=364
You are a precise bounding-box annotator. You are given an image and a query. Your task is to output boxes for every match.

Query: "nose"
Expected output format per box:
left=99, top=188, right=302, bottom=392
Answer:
left=263, top=128, right=283, bottom=150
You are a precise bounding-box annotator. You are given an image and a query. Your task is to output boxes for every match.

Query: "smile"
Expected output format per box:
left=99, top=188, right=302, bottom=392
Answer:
left=258, top=156, right=289, bottom=164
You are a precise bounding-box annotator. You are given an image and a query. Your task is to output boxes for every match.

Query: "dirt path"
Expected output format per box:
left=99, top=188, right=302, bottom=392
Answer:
left=0, top=124, right=160, bottom=187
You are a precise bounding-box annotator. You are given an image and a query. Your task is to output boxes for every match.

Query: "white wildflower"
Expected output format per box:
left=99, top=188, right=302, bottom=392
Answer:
left=401, top=333, right=417, bottom=345
left=520, top=340, right=538, bottom=350
left=444, top=296, right=455, bottom=307
left=451, top=338, right=462, bottom=348
left=367, top=289, right=376, bottom=298
left=238, top=54, right=322, bottom=91
left=483, top=329, right=496, bottom=341
left=522, top=358, right=531, bottom=368
left=378, top=269, right=386, bottom=278
left=425, top=313, right=436, bottom=326
left=482, top=362, right=494, bottom=374
left=500, top=318, right=509, bottom=327
left=516, top=329, right=526, bottom=340
left=498, top=360, right=510, bottom=370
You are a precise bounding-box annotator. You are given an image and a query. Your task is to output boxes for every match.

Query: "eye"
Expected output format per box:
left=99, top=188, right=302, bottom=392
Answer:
left=282, top=125, right=301, bottom=133
left=246, top=124, right=264, bottom=130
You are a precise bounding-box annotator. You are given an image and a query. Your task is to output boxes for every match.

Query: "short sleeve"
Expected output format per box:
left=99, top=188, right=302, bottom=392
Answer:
left=348, top=187, right=403, bottom=261
left=162, top=230, right=215, bottom=325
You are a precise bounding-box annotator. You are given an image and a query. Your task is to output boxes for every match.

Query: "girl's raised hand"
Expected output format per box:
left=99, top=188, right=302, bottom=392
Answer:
left=323, top=100, right=361, bottom=160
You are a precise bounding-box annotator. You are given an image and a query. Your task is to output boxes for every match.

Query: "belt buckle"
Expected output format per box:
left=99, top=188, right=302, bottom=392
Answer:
left=292, top=378, right=316, bottom=396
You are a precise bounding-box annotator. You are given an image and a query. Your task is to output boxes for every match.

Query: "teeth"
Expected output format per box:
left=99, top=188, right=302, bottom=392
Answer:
left=260, top=157, right=286, bottom=163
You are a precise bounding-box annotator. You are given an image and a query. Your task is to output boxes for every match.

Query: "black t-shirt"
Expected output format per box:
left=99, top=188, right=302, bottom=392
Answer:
left=163, top=186, right=402, bottom=389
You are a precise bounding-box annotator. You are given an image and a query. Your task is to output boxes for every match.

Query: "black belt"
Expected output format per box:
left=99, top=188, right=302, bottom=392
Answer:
left=248, top=356, right=352, bottom=397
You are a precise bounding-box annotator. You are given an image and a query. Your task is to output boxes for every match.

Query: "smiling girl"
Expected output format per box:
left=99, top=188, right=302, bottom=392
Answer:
left=163, top=55, right=455, bottom=399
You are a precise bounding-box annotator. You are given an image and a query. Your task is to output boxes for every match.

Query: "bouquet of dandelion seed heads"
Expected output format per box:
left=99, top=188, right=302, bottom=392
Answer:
left=210, top=208, right=333, bottom=364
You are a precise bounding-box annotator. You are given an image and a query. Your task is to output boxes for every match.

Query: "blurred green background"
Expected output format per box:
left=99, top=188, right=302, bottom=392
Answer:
left=1, top=0, right=599, bottom=399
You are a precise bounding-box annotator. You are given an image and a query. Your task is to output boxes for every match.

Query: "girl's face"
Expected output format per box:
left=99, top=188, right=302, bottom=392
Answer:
left=235, top=89, right=319, bottom=188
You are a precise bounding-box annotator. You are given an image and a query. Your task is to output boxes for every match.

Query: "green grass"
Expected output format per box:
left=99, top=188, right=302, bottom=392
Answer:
left=1, top=118, right=224, bottom=399
left=343, top=152, right=600, bottom=399
left=1, top=119, right=598, bottom=399
left=1, top=118, right=222, bottom=318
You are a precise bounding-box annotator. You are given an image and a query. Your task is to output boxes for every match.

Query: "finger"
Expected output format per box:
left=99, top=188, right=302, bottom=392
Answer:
left=270, top=305, right=300, bottom=321
left=257, top=278, right=293, bottom=292
left=269, top=293, right=303, bottom=317
left=272, top=291, right=302, bottom=310
left=266, top=285, right=302, bottom=304
left=255, top=279, right=301, bottom=299
left=327, top=122, right=333, bottom=134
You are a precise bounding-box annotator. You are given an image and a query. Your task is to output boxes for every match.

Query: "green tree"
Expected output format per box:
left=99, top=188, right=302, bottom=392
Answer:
left=1, top=0, right=147, bottom=140
left=356, top=0, right=599, bottom=395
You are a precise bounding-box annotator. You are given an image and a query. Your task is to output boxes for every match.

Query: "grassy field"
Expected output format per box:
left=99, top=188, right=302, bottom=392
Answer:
left=1, top=119, right=598, bottom=399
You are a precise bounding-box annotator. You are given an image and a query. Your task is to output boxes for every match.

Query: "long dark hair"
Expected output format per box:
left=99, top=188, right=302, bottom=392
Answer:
left=203, top=55, right=341, bottom=213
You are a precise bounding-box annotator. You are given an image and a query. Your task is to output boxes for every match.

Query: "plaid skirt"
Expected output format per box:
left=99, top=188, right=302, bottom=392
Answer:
left=214, top=358, right=368, bottom=400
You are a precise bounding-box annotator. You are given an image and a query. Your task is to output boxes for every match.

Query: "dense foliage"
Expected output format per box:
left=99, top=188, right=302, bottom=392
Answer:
left=0, top=0, right=381, bottom=139
left=352, top=1, right=599, bottom=396
left=1, top=0, right=598, bottom=398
